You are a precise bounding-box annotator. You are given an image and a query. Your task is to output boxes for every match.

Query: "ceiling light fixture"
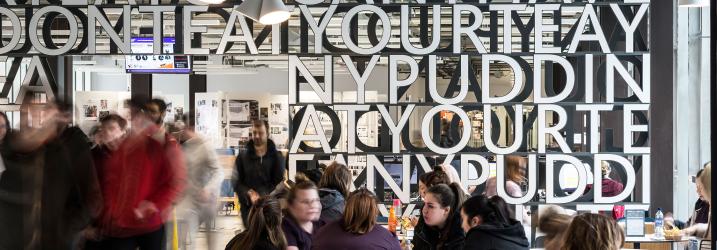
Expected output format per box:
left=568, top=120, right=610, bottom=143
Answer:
left=235, top=0, right=290, bottom=25
left=678, top=0, right=709, bottom=7
left=187, top=0, right=225, bottom=5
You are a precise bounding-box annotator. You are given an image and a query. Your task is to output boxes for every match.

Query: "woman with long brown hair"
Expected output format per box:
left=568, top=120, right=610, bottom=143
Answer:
left=560, top=213, right=624, bottom=250
left=413, top=183, right=467, bottom=250
left=318, top=161, right=352, bottom=222
left=225, top=197, right=287, bottom=250
left=312, top=189, right=401, bottom=250
left=484, top=155, right=526, bottom=198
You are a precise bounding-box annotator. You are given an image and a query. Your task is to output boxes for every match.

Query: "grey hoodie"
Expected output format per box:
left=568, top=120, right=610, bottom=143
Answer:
left=319, top=188, right=345, bottom=223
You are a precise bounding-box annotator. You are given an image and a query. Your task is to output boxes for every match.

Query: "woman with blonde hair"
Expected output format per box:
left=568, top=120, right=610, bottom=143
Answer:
left=560, top=213, right=624, bottom=250
left=484, top=155, right=526, bottom=198
left=537, top=206, right=573, bottom=250
left=684, top=162, right=711, bottom=240
left=311, top=189, right=401, bottom=250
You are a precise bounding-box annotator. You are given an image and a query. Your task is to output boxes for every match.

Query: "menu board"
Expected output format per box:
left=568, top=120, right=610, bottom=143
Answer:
left=625, top=209, right=645, bottom=236
left=125, top=37, right=191, bottom=74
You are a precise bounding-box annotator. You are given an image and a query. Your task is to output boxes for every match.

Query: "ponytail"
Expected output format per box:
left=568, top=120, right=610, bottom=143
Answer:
left=461, top=195, right=512, bottom=228
left=233, top=197, right=287, bottom=250
left=447, top=182, right=466, bottom=212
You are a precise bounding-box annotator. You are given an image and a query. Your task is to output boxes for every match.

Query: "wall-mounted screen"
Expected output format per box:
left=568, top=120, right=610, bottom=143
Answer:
left=125, top=37, right=191, bottom=74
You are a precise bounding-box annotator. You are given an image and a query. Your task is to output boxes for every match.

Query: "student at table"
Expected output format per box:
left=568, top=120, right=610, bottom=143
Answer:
left=688, top=168, right=710, bottom=227
left=283, top=181, right=324, bottom=250
left=684, top=162, right=711, bottom=241
left=311, top=189, right=401, bottom=250
left=413, top=183, right=467, bottom=250
left=461, top=195, right=529, bottom=250
left=318, top=162, right=353, bottom=223
left=225, top=197, right=287, bottom=250
left=560, top=213, right=625, bottom=250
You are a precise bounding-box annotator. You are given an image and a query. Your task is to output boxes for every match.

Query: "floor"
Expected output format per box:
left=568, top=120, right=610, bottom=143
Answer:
left=180, top=211, right=244, bottom=250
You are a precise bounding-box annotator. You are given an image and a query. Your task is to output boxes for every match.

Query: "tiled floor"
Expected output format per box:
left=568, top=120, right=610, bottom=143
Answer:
left=185, top=212, right=244, bottom=250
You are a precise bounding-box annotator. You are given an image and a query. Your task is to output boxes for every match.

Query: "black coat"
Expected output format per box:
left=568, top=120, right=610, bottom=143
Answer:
left=462, top=219, right=529, bottom=250
left=0, top=127, right=100, bottom=250
left=318, top=188, right=345, bottom=223
left=233, top=139, right=285, bottom=196
left=413, top=213, right=465, bottom=250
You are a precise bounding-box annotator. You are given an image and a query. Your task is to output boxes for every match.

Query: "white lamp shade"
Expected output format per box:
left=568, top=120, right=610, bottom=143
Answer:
left=235, top=0, right=290, bottom=25
left=679, top=0, right=709, bottom=7
left=187, top=0, right=225, bottom=4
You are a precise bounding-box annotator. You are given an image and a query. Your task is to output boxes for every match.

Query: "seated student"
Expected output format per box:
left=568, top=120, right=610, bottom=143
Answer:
left=225, top=197, right=286, bottom=250
left=461, top=195, right=529, bottom=250
left=318, top=162, right=352, bottom=223
left=688, top=168, right=710, bottom=227
left=684, top=162, right=711, bottom=240
left=560, top=213, right=625, bottom=250
left=311, top=189, right=401, bottom=250
left=413, top=183, right=467, bottom=250
left=418, top=167, right=452, bottom=200
left=585, top=161, right=624, bottom=198
left=537, top=206, right=573, bottom=250
left=283, top=181, right=324, bottom=250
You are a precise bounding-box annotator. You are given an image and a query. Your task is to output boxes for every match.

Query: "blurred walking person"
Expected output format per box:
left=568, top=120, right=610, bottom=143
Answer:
left=233, top=120, right=286, bottom=224
left=0, top=100, right=101, bottom=250
left=174, top=113, right=224, bottom=250
left=86, top=97, right=185, bottom=250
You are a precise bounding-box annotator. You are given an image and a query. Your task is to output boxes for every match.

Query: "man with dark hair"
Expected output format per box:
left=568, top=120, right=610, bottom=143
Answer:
left=0, top=99, right=101, bottom=250
left=233, top=119, right=285, bottom=224
left=145, top=98, right=170, bottom=145
left=86, top=97, right=185, bottom=250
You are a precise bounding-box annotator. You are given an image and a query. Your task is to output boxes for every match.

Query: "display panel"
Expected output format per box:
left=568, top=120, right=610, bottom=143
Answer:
left=125, top=37, right=191, bottom=74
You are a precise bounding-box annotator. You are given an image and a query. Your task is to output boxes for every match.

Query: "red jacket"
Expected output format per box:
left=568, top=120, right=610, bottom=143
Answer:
left=93, top=133, right=185, bottom=237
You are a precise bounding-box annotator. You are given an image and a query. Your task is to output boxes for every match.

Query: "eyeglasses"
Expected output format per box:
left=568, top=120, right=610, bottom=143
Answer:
left=297, top=198, right=321, bottom=206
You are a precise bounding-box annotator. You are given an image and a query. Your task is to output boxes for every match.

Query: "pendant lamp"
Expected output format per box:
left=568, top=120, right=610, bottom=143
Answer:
left=235, top=0, right=290, bottom=25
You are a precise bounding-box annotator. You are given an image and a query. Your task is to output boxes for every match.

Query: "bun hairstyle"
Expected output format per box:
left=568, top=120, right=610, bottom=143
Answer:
left=419, top=166, right=451, bottom=188
left=234, top=197, right=287, bottom=250
left=461, top=195, right=511, bottom=227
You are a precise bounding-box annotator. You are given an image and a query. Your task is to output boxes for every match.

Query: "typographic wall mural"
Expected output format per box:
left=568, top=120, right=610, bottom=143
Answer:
left=0, top=1, right=651, bottom=214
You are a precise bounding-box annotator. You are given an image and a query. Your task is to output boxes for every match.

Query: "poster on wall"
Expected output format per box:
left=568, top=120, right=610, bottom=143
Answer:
left=269, top=95, right=289, bottom=150
left=228, top=124, right=252, bottom=151
left=74, top=91, right=125, bottom=135
left=195, top=92, right=223, bottom=148
left=227, top=100, right=258, bottom=123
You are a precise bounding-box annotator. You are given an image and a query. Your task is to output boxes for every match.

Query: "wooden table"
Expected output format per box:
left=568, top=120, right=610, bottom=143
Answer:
left=625, top=234, right=691, bottom=250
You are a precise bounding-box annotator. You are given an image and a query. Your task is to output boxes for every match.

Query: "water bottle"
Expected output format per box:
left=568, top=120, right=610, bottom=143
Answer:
left=654, top=208, right=664, bottom=239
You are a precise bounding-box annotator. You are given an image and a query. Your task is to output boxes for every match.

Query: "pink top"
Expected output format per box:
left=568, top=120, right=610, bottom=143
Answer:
left=483, top=177, right=523, bottom=198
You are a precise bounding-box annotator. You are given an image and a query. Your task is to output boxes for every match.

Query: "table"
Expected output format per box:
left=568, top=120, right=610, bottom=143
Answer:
left=625, top=234, right=691, bottom=250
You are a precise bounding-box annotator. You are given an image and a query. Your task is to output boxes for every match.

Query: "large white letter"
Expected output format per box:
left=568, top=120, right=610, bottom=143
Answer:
left=534, top=54, right=576, bottom=103
left=401, top=5, right=441, bottom=54
left=342, top=5, right=391, bottom=55
left=389, top=55, right=419, bottom=104
left=623, top=104, right=650, bottom=154
left=534, top=4, right=561, bottom=53
left=377, top=105, right=415, bottom=153
left=289, top=105, right=332, bottom=153
left=183, top=5, right=209, bottom=54
left=576, top=104, right=614, bottom=153
left=606, top=54, right=650, bottom=103
left=568, top=4, right=611, bottom=53
left=484, top=104, right=524, bottom=155
left=421, top=105, right=471, bottom=155
left=217, top=10, right=259, bottom=54
left=490, top=4, right=526, bottom=53
left=482, top=54, right=524, bottom=103
left=429, top=55, right=469, bottom=105
left=289, top=55, right=333, bottom=104
left=497, top=154, right=537, bottom=204
left=594, top=154, right=636, bottom=203
left=453, top=4, right=488, bottom=53
left=300, top=5, right=337, bottom=53
left=538, top=104, right=572, bottom=153
left=546, top=154, right=588, bottom=203
left=610, top=4, right=648, bottom=53
left=88, top=5, right=130, bottom=53
left=342, top=55, right=380, bottom=104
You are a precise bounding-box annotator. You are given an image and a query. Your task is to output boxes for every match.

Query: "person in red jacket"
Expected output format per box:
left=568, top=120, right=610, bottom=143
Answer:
left=86, top=97, right=185, bottom=250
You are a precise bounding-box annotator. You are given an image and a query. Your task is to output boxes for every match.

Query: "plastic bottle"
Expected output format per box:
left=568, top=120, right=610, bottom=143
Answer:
left=393, top=199, right=402, bottom=232
left=654, top=208, right=664, bottom=239
left=388, top=205, right=397, bottom=234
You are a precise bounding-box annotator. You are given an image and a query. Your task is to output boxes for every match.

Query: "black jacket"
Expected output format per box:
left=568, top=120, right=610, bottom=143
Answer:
left=0, top=127, right=100, bottom=250
left=413, top=213, right=465, bottom=250
left=233, top=139, right=285, bottom=196
left=318, top=188, right=345, bottom=223
left=462, top=219, right=529, bottom=250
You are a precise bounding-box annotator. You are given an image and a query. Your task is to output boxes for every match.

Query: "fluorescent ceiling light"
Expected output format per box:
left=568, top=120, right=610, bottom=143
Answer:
left=679, top=0, right=709, bottom=7
left=235, top=0, right=290, bottom=25
left=187, top=0, right=225, bottom=4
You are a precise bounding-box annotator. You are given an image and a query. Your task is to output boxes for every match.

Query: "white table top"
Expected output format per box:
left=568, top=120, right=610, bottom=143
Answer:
left=625, top=234, right=692, bottom=243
